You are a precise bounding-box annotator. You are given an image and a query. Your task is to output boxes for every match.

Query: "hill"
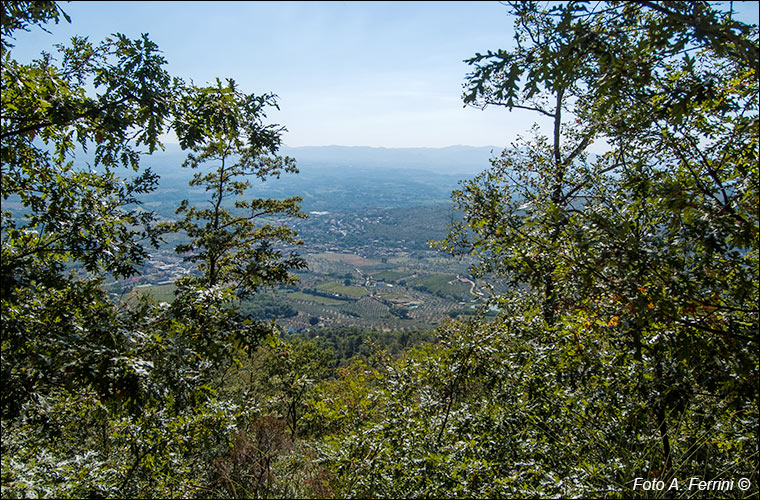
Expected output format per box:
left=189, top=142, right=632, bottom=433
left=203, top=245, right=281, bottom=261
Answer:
left=279, top=144, right=500, bottom=175
left=136, top=143, right=496, bottom=214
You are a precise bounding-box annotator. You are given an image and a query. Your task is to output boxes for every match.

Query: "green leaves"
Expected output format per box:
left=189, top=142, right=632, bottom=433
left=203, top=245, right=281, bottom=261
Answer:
left=429, top=1, right=760, bottom=496
left=2, top=2, right=757, bottom=497
left=170, top=80, right=307, bottom=293
left=1, top=1, right=70, bottom=51
left=1, top=12, right=174, bottom=299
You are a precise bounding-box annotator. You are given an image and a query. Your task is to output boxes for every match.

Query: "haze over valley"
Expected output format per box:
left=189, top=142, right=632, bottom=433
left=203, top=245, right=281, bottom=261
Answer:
left=121, top=144, right=499, bottom=332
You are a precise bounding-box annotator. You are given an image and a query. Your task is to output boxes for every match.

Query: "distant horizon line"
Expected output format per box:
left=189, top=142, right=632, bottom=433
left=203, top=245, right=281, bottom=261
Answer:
left=158, top=142, right=503, bottom=151
left=282, top=144, right=503, bottom=150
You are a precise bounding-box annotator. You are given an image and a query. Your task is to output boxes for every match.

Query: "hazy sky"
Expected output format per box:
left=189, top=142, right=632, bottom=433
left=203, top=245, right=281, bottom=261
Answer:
left=8, top=1, right=759, bottom=149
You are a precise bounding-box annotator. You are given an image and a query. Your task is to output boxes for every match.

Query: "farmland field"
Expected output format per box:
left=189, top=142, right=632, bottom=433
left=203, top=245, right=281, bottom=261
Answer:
left=117, top=203, right=498, bottom=332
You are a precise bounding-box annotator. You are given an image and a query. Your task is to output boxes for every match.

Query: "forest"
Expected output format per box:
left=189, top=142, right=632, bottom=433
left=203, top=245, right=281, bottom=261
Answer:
left=1, top=1, right=757, bottom=498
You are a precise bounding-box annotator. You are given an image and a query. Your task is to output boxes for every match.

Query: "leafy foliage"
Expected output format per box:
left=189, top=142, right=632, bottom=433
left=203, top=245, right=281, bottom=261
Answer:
left=170, top=78, right=307, bottom=294
left=426, top=0, right=759, bottom=495
left=2, top=2, right=757, bottom=498
left=1, top=0, right=176, bottom=417
left=1, top=3, right=309, bottom=497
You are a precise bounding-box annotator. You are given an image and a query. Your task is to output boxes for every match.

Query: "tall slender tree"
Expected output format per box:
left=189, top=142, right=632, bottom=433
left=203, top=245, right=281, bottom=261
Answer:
left=171, top=78, right=307, bottom=295
left=439, top=1, right=603, bottom=326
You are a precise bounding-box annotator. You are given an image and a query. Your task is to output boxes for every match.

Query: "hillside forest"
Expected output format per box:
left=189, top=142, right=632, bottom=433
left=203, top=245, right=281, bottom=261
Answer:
left=1, top=1, right=758, bottom=498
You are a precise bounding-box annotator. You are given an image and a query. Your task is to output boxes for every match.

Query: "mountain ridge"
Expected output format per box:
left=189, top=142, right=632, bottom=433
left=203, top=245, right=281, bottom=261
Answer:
left=279, top=144, right=500, bottom=175
left=150, top=142, right=500, bottom=176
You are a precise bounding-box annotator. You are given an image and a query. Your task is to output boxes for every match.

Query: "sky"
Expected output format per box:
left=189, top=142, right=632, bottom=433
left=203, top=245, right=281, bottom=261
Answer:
left=8, top=1, right=759, bottom=149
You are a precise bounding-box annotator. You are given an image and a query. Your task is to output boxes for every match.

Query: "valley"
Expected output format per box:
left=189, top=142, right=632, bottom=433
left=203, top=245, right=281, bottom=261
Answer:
left=111, top=145, right=500, bottom=332
left=123, top=203, right=496, bottom=332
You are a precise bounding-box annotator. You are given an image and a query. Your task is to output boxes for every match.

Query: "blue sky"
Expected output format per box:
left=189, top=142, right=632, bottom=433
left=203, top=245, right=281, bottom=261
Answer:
left=9, top=1, right=759, bottom=149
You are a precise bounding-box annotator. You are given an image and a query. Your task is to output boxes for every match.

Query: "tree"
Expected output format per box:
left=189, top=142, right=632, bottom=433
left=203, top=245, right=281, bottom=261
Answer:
left=1, top=0, right=175, bottom=416
left=432, top=0, right=757, bottom=493
left=1, top=1, right=70, bottom=51
left=574, top=3, right=759, bottom=480
left=258, top=337, right=333, bottom=438
left=171, top=78, right=307, bottom=294
left=1, top=3, right=312, bottom=496
left=438, top=1, right=604, bottom=327
left=146, top=78, right=311, bottom=405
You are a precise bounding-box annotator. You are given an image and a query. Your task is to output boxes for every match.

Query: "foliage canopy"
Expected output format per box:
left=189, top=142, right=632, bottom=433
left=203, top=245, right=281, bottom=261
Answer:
left=1, top=1, right=757, bottom=498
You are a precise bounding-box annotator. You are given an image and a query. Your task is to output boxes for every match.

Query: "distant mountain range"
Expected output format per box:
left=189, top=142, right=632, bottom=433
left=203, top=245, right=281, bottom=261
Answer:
left=133, top=144, right=501, bottom=212
left=145, top=143, right=501, bottom=176
left=279, top=145, right=502, bottom=176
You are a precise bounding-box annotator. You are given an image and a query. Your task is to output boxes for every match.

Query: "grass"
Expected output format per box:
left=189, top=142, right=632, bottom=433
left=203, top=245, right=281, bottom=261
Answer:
left=287, top=291, right=348, bottom=306
left=408, top=274, right=473, bottom=301
left=310, top=252, right=381, bottom=267
left=371, top=270, right=406, bottom=282
left=132, top=283, right=177, bottom=303
left=318, top=282, right=370, bottom=298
